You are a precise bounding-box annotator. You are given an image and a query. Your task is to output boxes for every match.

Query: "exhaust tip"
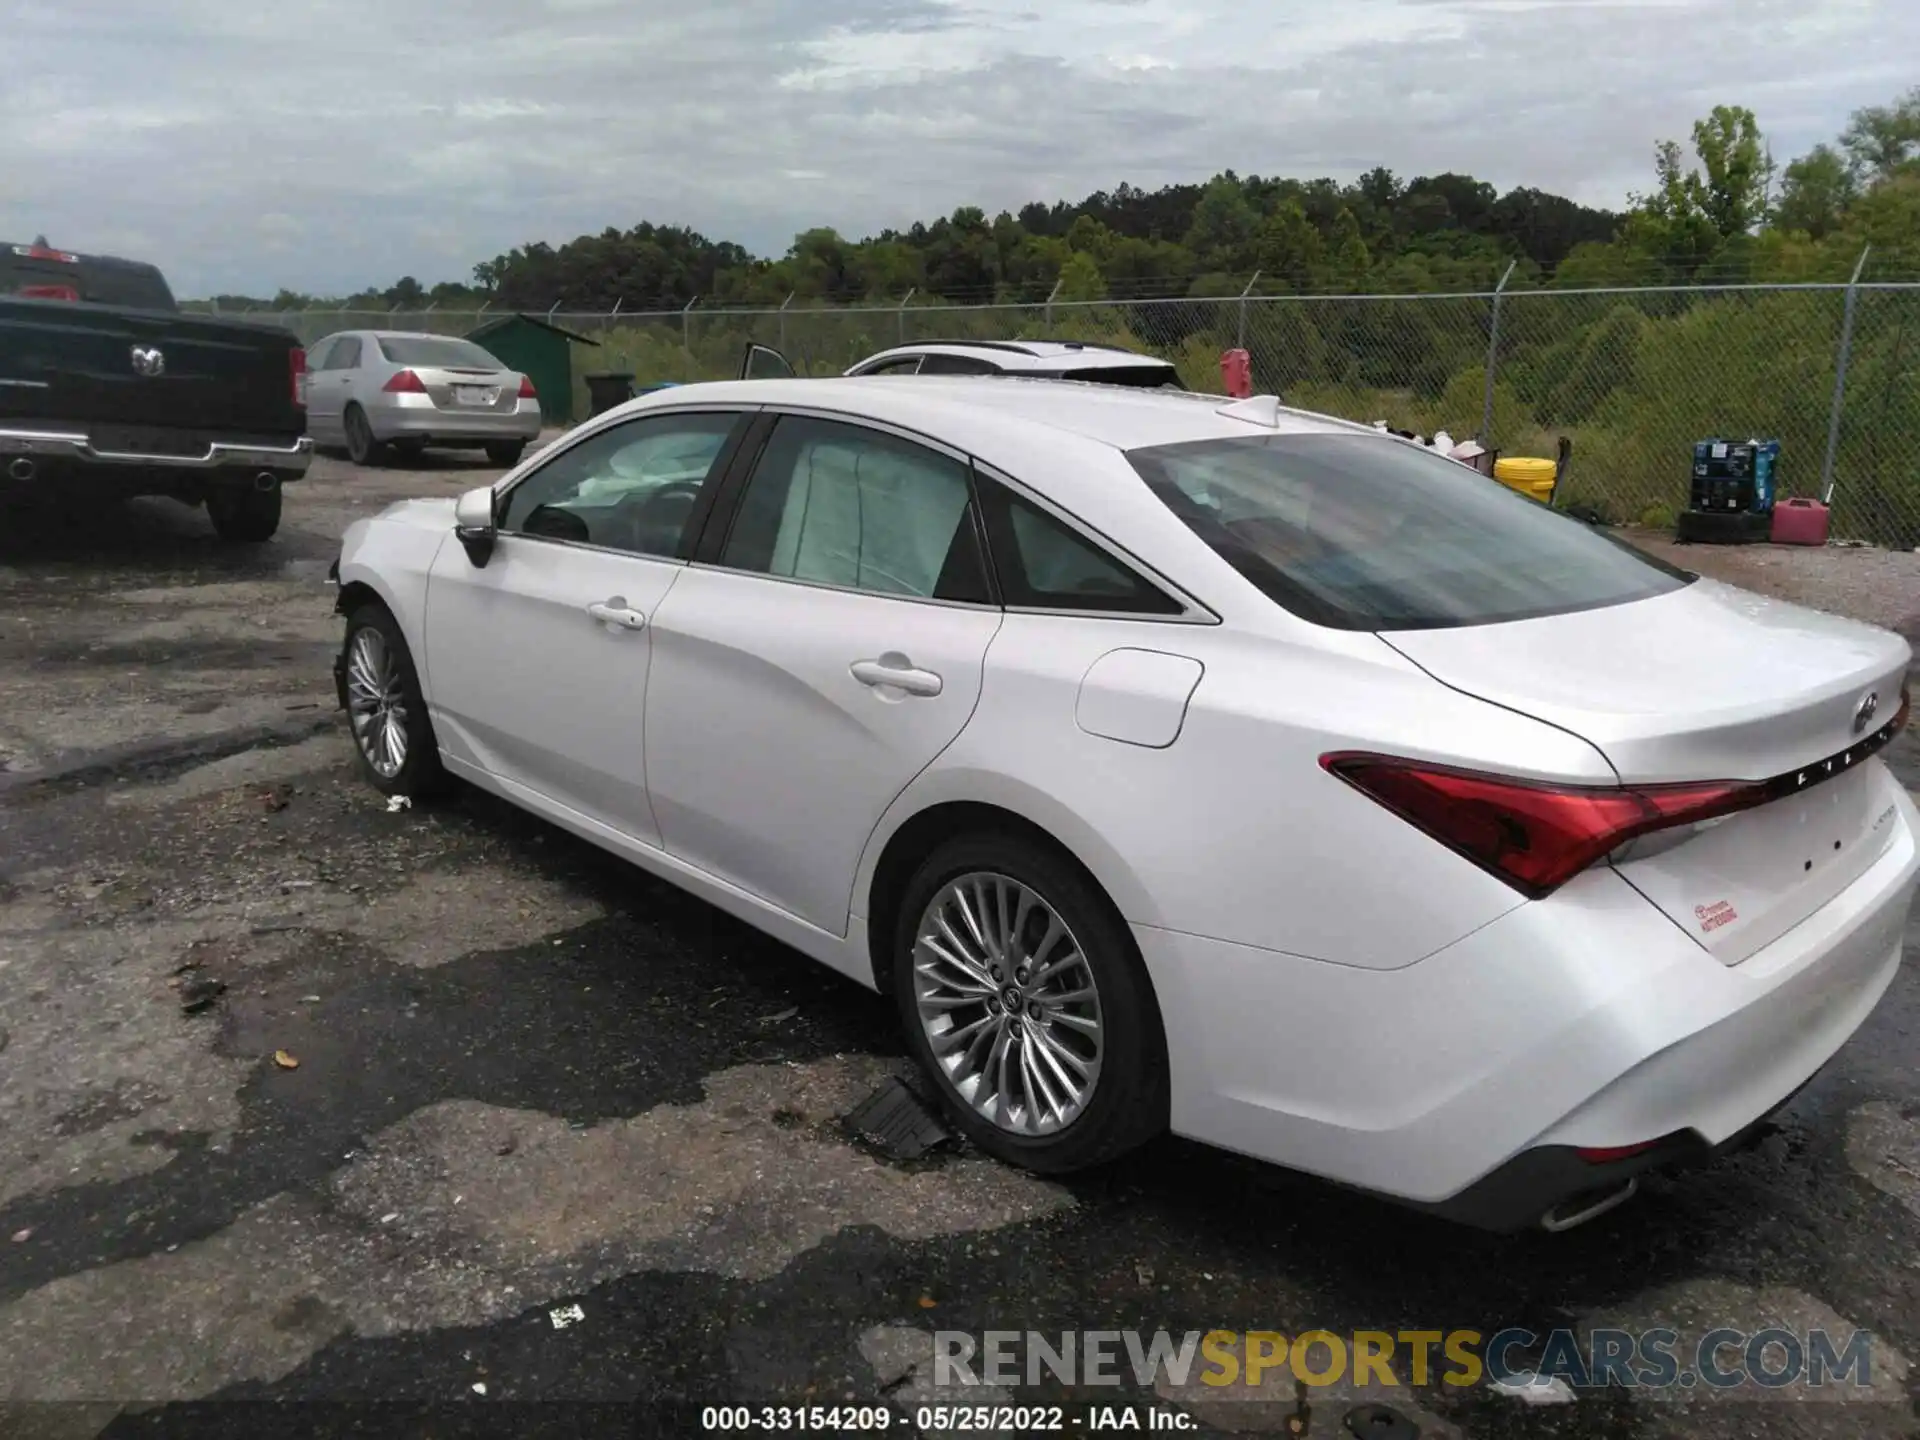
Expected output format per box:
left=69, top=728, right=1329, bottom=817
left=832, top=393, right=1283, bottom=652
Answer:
left=1540, top=1177, right=1638, bottom=1232
left=253, top=471, right=280, bottom=493
left=7, top=457, right=35, bottom=482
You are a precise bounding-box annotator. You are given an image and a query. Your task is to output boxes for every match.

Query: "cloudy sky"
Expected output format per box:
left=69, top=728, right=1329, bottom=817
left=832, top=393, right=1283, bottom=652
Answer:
left=1, top=0, right=1909, bottom=300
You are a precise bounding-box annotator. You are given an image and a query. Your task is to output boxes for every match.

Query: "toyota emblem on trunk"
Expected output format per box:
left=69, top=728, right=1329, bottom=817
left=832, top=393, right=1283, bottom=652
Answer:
left=1854, top=691, right=1880, bottom=734
left=130, top=345, right=165, bottom=377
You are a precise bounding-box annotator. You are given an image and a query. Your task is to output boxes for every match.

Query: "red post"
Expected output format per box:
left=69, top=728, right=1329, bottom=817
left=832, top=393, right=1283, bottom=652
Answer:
left=1220, top=348, right=1252, bottom=399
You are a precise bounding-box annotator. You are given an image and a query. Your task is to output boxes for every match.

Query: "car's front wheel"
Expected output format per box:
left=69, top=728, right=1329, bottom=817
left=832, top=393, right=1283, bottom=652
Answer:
left=340, top=603, right=445, bottom=797
left=892, top=833, right=1168, bottom=1173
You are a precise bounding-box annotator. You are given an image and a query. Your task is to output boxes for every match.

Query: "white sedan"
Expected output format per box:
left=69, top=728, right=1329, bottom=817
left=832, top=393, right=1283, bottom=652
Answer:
left=330, top=377, right=1919, bottom=1231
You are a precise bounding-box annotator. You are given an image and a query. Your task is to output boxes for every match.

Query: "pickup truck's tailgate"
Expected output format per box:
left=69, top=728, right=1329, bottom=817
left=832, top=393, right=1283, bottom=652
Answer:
left=0, top=300, right=304, bottom=438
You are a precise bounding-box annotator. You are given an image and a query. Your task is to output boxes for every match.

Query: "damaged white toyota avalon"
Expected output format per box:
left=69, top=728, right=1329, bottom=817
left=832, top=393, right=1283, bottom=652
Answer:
left=330, top=376, right=1918, bottom=1231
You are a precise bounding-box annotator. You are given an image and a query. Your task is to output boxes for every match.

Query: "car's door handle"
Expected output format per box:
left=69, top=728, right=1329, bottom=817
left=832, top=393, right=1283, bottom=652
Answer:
left=850, top=657, right=943, bottom=697
left=586, top=598, right=647, bottom=631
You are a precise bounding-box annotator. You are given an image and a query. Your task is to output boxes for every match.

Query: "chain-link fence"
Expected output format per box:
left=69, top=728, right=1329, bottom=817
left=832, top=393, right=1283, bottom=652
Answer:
left=239, top=275, right=1920, bottom=547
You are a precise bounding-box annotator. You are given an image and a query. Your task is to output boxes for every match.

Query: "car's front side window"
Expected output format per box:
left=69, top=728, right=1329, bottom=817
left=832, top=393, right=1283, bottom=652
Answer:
left=716, top=415, right=990, bottom=603
left=307, top=338, right=338, bottom=371
left=500, top=411, right=743, bottom=559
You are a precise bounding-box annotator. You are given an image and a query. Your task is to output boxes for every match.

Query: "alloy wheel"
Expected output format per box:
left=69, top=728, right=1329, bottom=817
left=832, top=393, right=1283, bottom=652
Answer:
left=345, top=627, right=409, bottom=779
left=912, top=872, right=1104, bottom=1136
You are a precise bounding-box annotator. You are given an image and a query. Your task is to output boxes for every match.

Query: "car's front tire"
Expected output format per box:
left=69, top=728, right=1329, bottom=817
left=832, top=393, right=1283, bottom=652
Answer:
left=485, top=440, right=526, bottom=468
left=891, top=832, right=1168, bottom=1173
left=339, top=603, right=446, bottom=798
left=206, top=484, right=282, bottom=542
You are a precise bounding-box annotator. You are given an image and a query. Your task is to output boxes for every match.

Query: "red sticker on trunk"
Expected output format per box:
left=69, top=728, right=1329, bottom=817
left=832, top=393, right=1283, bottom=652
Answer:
left=1695, top=900, right=1739, bottom=933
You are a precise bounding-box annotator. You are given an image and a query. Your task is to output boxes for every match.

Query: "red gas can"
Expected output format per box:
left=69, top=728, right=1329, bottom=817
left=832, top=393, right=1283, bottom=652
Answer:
left=1220, top=348, right=1252, bottom=399
left=1770, top=497, right=1830, bottom=546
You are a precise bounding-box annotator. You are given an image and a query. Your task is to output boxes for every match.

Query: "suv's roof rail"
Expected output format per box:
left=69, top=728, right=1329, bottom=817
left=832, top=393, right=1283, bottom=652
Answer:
left=900, top=339, right=1044, bottom=356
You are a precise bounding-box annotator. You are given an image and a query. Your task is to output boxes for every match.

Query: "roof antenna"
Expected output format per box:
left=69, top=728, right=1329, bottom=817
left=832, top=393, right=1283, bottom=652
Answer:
left=1215, top=395, right=1282, bottom=428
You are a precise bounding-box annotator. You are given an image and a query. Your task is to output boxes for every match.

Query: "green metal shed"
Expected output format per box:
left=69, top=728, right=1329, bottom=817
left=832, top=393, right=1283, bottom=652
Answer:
left=466, top=313, right=599, bottom=425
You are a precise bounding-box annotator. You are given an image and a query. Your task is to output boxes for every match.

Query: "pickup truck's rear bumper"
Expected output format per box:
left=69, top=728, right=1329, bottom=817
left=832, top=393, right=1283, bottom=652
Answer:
left=0, top=427, right=312, bottom=474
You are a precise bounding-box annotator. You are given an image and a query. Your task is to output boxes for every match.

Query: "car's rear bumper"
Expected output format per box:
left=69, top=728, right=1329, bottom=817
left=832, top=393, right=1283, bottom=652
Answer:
left=0, top=425, right=312, bottom=475
left=1136, top=772, right=1919, bottom=1229
left=368, top=396, right=543, bottom=443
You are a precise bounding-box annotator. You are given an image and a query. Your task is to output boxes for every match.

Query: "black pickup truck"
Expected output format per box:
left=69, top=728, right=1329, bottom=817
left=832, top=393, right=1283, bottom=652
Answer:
left=0, top=240, right=311, bottom=541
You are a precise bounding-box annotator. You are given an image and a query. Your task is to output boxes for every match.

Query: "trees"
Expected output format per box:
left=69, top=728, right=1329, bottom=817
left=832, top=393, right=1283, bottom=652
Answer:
left=1775, top=144, right=1858, bottom=239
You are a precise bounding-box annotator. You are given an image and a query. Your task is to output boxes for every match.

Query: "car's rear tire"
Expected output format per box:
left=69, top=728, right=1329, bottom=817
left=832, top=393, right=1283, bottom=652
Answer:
left=206, top=484, right=282, bottom=542
left=344, top=405, right=385, bottom=467
left=339, top=602, right=447, bottom=798
left=485, top=440, right=526, bottom=468
left=891, top=832, right=1168, bottom=1174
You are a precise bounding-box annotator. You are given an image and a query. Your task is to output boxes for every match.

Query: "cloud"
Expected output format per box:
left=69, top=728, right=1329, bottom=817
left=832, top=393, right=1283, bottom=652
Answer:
left=0, top=0, right=1909, bottom=298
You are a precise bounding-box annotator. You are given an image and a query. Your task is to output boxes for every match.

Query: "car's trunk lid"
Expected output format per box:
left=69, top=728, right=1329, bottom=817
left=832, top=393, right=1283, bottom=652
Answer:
left=412, top=366, right=518, bottom=414
left=1383, top=580, right=1912, bottom=963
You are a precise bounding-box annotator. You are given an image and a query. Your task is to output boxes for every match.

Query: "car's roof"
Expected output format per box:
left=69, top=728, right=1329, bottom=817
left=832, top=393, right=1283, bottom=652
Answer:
left=865, top=340, right=1177, bottom=371
left=633, top=374, right=1367, bottom=452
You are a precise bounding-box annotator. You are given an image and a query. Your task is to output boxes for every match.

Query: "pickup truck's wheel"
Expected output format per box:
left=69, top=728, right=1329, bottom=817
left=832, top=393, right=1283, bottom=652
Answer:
left=891, top=832, right=1169, bottom=1174
left=206, top=484, right=282, bottom=542
left=340, top=603, right=446, bottom=798
left=344, top=405, right=385, bottom=466
left=485, top=441, right=526, bottom=467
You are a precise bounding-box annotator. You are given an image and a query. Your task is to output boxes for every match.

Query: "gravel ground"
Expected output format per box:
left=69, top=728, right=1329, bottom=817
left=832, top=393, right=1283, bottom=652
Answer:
left=3, top=465, right=1920, bottom=1440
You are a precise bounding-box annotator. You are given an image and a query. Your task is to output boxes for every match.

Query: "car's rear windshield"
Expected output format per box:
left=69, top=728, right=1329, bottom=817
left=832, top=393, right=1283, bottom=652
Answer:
left=1125, top=432, right=1690, bottom=631
left=1039, top=365, right=1184, bottom=390
left=0, top=255, right=175, bottom=310
left=376, top=336, right=502, bottom=369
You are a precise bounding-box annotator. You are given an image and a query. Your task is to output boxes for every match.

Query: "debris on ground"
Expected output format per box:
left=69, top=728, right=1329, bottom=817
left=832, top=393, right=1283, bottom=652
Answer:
left=386, top=794, right=413, bottom=813
left=176, top=969, right=227, bottom=1015
left=549, top=1303, right=586, bottom=1331
left=917, top=1295, right=937, bottom=1309
left=1341, top=1403, right=1420, bottom=1438
left=843, top=1076, right=953, bottom=1162
left=496, top=1138, right=516, bottom=1157
left=10, top=1229, right=30, bottom=1244
left=757, top=1005, right=800, bottom=1026
left=471, top=1381, right=487, bottom=1396
left=259, top=783, right=293, bottom=812
left=1489, top=1371, right=1578, bottom=1405
left=273, top=1049, right=300, bottom=1070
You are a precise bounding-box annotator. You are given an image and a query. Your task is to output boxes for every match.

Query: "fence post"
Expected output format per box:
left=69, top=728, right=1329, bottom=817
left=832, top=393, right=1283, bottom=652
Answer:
left=547, top=301, right=560, bottom=323
left=1821, top=246, right=1871, bottom=505
left=1044, top=278, right=1062, bottom=332
left=1479, top=261, right=1517, bottom=443
left=897, top=288, right=916, bottom=344
left=779, top=292, right=794, bottom=351
left=1236, top=272, right=1262, bottom=348
left=681, top=296, right=699, bottom=377
left=612, top=298, right=622, bottom=316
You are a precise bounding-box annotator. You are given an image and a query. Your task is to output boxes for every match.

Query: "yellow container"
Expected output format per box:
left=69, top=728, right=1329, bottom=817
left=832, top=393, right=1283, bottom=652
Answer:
left=1493, top=456, right=1557, bottom=501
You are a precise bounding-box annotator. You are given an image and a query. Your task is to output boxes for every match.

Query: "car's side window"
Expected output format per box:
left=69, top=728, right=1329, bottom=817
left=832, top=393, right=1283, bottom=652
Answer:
left=308, top=338, right=338, bottom=371
left=717, top=416, right=990, bottom=604
left=916, top=352, right=999, bottom=376
left=856, top=356, right=924, bottom=376
left=976, top=476, right=1183, bottom=615
left=500, top=410, right=743, bottom=559
left=333, top=337, right=362, bottom=369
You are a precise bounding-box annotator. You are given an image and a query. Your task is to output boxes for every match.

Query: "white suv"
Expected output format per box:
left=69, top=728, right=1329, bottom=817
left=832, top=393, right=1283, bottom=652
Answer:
left=741, top=339, right=1185, bottom=390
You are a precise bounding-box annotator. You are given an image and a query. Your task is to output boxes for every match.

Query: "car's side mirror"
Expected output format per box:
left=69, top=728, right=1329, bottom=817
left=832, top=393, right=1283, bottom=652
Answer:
left=454, top=485, right=498, bottom=567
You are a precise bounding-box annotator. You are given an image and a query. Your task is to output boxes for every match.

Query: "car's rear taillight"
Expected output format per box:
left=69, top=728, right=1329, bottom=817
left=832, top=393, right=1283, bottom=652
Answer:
left=517, top=374, right=537, bottom=399
left=1320, top=753, right=1765, bottom=899
left=383, top=369, right=427, bottom=394
left=17, top=284, right=78, bottom=301
left=290, top=347, right=307, bottom=406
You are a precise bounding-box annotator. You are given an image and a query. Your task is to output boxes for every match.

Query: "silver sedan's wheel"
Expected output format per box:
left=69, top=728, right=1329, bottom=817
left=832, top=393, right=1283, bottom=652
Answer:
left=345, top=626, right=409, bottom=779
left=912, top=872, right=1104, bottom=1136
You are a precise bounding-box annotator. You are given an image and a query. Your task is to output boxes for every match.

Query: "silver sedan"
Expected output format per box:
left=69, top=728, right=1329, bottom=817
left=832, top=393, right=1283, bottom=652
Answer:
left=305, top=330, right=543, bottom=467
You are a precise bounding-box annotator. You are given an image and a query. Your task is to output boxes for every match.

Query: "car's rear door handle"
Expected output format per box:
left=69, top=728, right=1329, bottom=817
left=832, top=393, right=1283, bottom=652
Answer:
left=851, top=656, right=943, bottom=697
left=586, top=597, right=647, bottom=631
